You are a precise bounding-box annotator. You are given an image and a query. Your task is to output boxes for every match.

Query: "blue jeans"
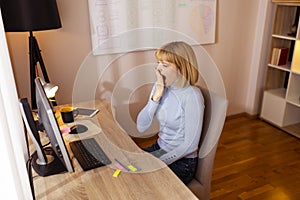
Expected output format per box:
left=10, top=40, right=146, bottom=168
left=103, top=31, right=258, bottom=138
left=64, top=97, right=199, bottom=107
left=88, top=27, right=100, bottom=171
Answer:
left=143, top=143, right=198, bottom=185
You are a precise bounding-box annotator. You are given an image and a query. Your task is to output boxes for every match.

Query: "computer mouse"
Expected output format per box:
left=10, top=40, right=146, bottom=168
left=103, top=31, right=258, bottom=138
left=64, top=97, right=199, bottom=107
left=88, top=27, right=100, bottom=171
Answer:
left=70, top=124, right=88, bottom=134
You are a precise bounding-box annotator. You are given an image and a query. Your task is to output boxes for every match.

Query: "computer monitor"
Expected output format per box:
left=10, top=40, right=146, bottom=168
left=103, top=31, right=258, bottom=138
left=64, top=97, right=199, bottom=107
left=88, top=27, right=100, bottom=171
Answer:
left=19, top=77, right=74, bottom=176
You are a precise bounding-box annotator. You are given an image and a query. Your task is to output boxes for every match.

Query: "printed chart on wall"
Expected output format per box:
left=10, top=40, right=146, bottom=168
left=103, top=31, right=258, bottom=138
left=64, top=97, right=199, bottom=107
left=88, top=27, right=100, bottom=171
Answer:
left=88, top=0, right=216, bottom=55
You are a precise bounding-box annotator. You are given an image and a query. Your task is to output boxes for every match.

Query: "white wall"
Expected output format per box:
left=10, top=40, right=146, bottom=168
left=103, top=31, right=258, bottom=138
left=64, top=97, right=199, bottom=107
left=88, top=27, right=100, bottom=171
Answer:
left=6, top=0, right=269, bottom=116
left=245, top=0, right=274, bottom=115
left=204, top=0, right=271, bottom=115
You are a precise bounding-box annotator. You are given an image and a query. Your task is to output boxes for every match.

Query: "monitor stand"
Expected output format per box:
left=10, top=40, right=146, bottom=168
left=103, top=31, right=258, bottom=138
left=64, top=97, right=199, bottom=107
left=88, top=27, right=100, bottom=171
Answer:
left=31, top=147, right=67, bottom=177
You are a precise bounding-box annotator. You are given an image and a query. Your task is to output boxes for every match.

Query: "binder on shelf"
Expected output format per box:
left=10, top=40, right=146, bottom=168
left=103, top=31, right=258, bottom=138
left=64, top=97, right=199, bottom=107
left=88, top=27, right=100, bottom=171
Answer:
left=277, top=48, right=289, bottom=66
left=270, top=47, right=289, bottom=66
left=271, top=48, right=279, bottom=65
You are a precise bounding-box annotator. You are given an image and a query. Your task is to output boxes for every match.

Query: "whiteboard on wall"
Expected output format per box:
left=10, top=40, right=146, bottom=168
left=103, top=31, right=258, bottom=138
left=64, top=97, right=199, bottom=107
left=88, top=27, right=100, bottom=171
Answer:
left=88, top=0, right=216, bottom=55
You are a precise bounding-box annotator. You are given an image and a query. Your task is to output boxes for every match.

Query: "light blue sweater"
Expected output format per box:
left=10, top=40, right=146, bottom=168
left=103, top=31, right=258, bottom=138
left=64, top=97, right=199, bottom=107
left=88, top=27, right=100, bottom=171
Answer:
left=137, top=83, right=204, bottom=165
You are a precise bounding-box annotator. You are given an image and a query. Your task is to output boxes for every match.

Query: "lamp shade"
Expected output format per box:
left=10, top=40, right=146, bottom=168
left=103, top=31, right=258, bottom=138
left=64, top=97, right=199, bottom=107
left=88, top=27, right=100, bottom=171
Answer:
left=0, top=0, right=61, bottom=32
left=44, top=83, right=58, bottom=98
left=40, top=78, right=58, bottom=98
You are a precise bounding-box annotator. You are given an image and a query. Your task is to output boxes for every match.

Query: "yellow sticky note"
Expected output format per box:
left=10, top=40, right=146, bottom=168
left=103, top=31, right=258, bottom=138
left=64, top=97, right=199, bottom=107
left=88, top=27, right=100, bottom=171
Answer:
left=127, top=165, right=137, bottom=172
left=113, top=169, right=121, bottom=177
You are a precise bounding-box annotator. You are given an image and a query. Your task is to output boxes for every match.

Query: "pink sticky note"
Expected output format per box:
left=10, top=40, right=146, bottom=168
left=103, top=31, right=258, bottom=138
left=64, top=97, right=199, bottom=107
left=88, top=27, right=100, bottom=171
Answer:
left=115, top=163, right=125, bottom=170
left=61, top=127, right=71, bottom=134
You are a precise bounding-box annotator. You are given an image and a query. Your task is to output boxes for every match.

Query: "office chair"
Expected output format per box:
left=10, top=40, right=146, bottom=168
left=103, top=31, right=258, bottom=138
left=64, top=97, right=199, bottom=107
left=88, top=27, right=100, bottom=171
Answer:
left=187, top=87, right=228, bottom=200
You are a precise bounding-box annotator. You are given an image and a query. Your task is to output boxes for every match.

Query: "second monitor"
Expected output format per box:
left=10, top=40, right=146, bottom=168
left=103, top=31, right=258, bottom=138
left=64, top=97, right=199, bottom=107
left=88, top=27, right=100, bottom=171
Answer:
left=20, top=77, right=74, bottom=176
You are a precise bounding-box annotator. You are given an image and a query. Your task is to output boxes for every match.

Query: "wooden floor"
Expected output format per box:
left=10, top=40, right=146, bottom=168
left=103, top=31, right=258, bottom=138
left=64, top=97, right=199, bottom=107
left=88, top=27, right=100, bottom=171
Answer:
left=133, top=116, right=300, bottom=200
left=211, top=116, right=300, bottom=200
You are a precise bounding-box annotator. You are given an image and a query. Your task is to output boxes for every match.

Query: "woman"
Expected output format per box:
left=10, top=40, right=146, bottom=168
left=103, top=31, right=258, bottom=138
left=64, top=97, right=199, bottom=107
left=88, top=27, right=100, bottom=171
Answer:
left=137, top=41, right=205, bottom=184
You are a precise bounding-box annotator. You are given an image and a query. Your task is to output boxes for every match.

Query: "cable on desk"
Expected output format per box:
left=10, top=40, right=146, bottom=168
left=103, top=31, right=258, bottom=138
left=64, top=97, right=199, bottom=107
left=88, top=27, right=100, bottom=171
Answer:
left=26, top=155, right=35, bottom=200
left=42, top=141, right=50, bottom=148
left=23, top=120, right=36, bottom=200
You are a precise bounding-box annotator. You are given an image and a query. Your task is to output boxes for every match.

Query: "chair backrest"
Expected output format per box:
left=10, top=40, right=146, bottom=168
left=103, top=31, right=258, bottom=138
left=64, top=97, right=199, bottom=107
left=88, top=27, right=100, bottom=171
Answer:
left=188, top=87, right=228, bottom=199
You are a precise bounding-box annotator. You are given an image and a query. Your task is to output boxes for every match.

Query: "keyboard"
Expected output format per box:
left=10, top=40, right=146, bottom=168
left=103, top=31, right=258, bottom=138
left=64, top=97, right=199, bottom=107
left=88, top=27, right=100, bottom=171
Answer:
left=69, top=138, right=112, bottom=171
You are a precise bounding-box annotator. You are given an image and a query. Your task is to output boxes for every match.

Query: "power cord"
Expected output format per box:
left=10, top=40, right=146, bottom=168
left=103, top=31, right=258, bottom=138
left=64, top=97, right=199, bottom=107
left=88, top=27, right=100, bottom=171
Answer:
left=23, top=122, right=36, bottom=200
left=26, top=155, right=35, bottom=200
left=42, top=141, right=50, bottom=148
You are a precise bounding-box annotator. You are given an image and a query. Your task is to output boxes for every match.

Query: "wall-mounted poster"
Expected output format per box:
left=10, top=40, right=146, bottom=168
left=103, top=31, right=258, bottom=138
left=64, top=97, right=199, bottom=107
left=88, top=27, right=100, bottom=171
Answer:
left=88, top=0, right=217, bottom=55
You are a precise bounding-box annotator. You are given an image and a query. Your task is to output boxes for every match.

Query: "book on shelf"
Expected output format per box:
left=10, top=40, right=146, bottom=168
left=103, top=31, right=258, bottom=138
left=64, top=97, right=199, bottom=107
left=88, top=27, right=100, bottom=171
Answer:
left=270, top=47, right=289, bottom=66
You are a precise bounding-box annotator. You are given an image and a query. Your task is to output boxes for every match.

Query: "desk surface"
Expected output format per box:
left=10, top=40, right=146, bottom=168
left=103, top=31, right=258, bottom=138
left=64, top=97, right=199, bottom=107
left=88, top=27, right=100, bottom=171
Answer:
left=33, top=99, right=198, bottom=200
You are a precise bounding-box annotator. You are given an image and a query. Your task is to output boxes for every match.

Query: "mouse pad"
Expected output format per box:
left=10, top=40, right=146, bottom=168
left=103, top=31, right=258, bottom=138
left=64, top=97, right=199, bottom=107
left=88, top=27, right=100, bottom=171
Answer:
left=63, top=119, right=102, bottom=142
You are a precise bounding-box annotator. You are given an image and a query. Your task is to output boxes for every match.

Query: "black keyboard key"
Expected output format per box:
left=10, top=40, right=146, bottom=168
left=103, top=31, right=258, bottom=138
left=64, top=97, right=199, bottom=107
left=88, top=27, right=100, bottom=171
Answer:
left=69, top=138, right=111, bottom=171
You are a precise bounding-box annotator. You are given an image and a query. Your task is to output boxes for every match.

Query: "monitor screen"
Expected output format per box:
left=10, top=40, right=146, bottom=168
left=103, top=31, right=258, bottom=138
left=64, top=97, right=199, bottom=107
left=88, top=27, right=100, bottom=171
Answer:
left=35, top=77, right=74, bottom=173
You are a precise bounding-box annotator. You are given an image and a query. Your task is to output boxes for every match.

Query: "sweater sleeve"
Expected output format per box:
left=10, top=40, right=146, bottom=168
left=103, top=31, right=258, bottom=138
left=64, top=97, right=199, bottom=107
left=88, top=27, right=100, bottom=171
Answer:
left=136, top=84, right=160, bottom=133
left=159, top=88, right=204, bottom=165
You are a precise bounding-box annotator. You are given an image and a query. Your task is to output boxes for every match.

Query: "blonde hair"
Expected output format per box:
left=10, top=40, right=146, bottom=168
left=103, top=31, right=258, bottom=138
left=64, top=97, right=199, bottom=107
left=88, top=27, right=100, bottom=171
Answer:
left=155, top=41, right=199, bottom=86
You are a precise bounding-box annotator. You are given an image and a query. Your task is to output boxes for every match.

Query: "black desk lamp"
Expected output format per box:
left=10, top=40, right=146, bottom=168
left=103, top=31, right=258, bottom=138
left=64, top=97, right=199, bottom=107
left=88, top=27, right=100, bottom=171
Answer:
left=0, top=0, right=61, bottom=109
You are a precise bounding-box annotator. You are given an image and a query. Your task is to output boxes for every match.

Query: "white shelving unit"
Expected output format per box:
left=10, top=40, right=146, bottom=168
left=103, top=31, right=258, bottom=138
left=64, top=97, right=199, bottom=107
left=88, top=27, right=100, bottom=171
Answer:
left=260, top=1, right=300, bottom=138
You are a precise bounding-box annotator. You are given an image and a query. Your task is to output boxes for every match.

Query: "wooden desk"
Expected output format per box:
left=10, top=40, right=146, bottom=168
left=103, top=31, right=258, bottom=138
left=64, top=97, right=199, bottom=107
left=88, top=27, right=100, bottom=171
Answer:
left=33, top=99, right=198, bottom=199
